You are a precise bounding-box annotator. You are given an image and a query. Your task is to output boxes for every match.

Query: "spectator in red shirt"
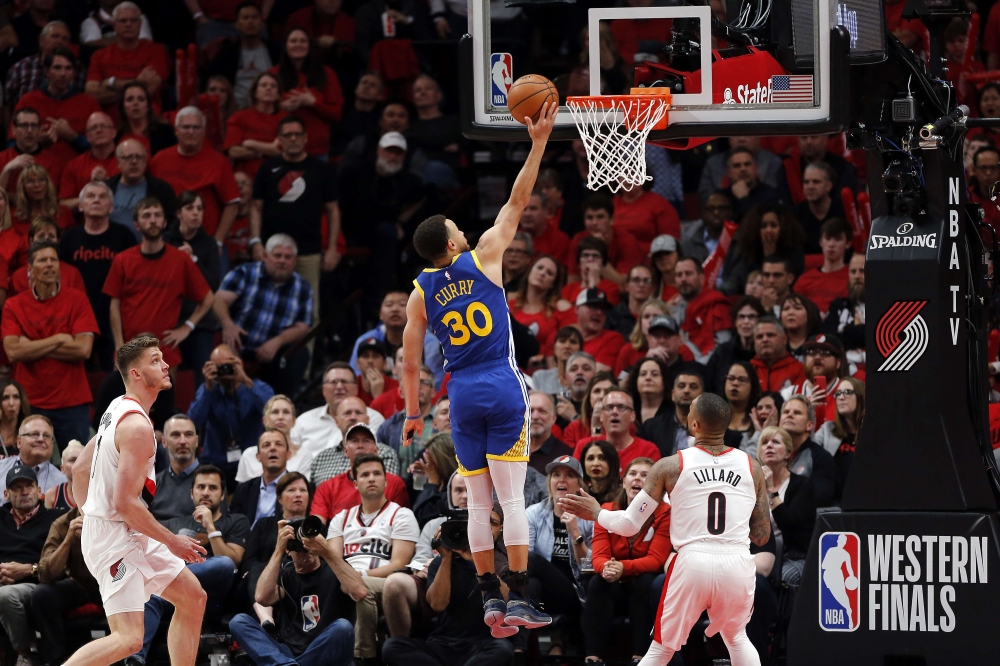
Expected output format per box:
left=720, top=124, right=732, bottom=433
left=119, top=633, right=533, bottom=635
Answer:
left=508, top=254, right=573, bottom=361
left=612, top=184, right=680, bottom=254
left=310, top=422, right=408, bottom=522
left=186, top=0, right=275, bottom=48
left=0, top=110, right=70, bottom=198
left=1, top=239, right=98, bottom=447
left=0, top=189, right=28, bottom=277
left=225, top=72, right=286, bottom=179
left=14, top=48, right=101, bottom=158
left=572, top=388, right=659, bottom=471
left=518, top=189, right=570, bottom=265
left=566, top=193, right=644, bottom=285
left=84, top=2, right=169, bottom=116
left=7, top=217, right=85, bottom=297
left=13, top=164, right=73, bottom=231
left=671, top=257, right=732, bottom=360
left=793, top=218, right=851, bottom=316
left=649, top=234, right=679, bottom=301
left=59, top=111, right=119, bottom=210
left=355, top=338, right=398, bottom=406
left=272, top=29, right=344, bottom=159
left=574, top=288, right=626, bottom=372
left=287, top=0, right=356, bottom=55
left=150, top=106, right=241, bottom=242
left=751, top=316, right=806, bottom=392
left=115, top=81, right=176, bottom=157
left=561, top=237, right=622, bottom=306
left=103, top=196, right=214, bottom=368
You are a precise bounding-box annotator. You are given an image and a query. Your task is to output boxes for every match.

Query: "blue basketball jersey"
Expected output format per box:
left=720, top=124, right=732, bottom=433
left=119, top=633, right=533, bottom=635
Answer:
left=414, top=251, right=515, bottom=373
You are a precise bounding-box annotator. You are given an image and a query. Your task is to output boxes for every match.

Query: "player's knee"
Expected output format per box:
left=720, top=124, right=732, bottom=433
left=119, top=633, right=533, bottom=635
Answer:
left=118, top=627, right=145, bottom=655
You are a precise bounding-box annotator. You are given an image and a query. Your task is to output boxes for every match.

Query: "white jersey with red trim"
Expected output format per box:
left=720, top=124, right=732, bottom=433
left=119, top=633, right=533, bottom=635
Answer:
left=327, top=501, right=420, bottom=573
left=82, top=396, right=157, bottom=522
left=667, top=446, right=757, bottom=550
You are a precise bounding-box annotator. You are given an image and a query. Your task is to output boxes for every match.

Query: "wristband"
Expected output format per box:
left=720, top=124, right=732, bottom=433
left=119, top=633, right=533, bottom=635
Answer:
left=361, top=569, right=369, bottom=577
left=248, top=237, right=262, bottom=246
left=184, top=320, right=196, bottom=330
left=208, top=530, right=223, bottom=539
left=406, top=414, right=422, bottom=421
left=193, top=11, right=204, bottom=19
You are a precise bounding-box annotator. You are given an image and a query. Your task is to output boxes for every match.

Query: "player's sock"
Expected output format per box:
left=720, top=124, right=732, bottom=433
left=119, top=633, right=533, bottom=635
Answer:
left=477, top=572, right=503, bottom=603
left=502, top=570, right=552, bottom=628
left=503, top=570, right=529, bottom=600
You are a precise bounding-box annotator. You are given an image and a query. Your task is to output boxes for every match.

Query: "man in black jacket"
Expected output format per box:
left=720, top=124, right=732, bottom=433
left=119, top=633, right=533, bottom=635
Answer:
left=0, top=465, right=63, bottom=663
left=204, top=2, right=279, bottom=108
left=230, top=429, right=292, bottom=527
left=779, top=395, right=837, bottom=507
left=822, top=253, right=865, bottom=368
left=106, top=139, right=177, bottom=237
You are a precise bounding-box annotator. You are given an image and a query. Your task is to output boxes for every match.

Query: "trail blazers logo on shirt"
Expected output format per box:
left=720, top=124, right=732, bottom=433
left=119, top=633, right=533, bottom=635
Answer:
left=110, top=558, right=126, bottom=582
left=279, top=171, right=306, bottom=203
left=876, top=300, right=929, bottom=372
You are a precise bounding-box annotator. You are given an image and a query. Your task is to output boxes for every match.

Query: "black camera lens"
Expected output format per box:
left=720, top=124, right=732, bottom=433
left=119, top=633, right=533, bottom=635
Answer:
left=299, top=515, right=324, bottom=539
left=217, top=363, right=235, bottom=377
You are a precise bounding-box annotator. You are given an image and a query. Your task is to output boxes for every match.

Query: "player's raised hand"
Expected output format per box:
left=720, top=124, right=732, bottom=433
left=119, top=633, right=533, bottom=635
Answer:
left=402, top=415, right=424, bottom=447
left=169, top=534, right=207, bottom=563
left=526, top=102, right=557, bottom=143
left=557, top=488, right=602, bottom=521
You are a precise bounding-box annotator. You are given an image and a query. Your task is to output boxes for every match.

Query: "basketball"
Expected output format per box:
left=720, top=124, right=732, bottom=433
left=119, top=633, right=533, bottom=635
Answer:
left=844, top=576, right=859, bottom=591
left=507, top=74, right=558, bottom=124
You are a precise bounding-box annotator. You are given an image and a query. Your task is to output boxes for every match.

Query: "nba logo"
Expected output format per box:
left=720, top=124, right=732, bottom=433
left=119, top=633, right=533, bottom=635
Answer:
left=301, top=595, right=321, bottom=631
left=818, top=531, right=860, bottom=631
left=490, top=53, right=513, bottom=106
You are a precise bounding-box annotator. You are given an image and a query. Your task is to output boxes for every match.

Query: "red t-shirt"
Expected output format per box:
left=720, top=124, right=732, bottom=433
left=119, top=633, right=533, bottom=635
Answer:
left=0, top=229, right=28, bottom=273
left=510, top=303, right=565, bottom=357
left=751, top=355, right=807, bottom=392
left=793, top=266, right=848, bottom=315
left=1, top=287, right=99, bottom=409
left=286, top=7, right=356, bottom=43
left=573, top=435, right=661, bottom=473
left=370, top=389, right=404, bottom=420
left=227, top=214, right=251, bottom=258
left=583, top=328, right=627, bottom=369
left=224, top=107, right=288, bottom=179
left=0, top=146, right=71, bottom=197
left=613, top=344, right=695, bottom=377
left=11, top=206, right=75, bottom=233
left=268, top=66, right=344, bottom=157
left=529, top=224, right=571, bottom=266
left=13, top=91, right=103, bottom=146
left=200, top=0, right=261, bottom=21
left=87, top=41, right=170, bottom=113
left=561, top=279, right=621, bottom=306
left=566, top=230, right=645, bottom=277
left=990, top=402, right=1000, bottom=450
left=8, top=261, right=85, bottom=297
left=356, top=374, right=400, bottom=406
left=986, top=3, right=1000, bottom=56
left=149, top=147, right=241, bottom=237
left=59, top=150, right=120, bottom=200
left=102, top=244, right=211, bottom=367
left=612, top=190, right=681, bottom=252
left=310, top=471, right=410, bottom=522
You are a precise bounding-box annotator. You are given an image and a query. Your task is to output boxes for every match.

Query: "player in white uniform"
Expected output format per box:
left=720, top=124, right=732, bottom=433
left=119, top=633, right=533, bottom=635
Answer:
left=560, top=393, right=771, bottom=666
left=64, top=336, right=209, bottom=666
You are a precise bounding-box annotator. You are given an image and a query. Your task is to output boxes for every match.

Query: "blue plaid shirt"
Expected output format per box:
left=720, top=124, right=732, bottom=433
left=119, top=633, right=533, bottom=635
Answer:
left=218, top=262, right=314, bottom=350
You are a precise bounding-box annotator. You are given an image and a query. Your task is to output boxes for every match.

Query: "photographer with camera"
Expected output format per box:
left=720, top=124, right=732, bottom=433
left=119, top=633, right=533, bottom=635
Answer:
left=382, top=502, right=516, bottom=666
left=229, top=517, right=356, bottom=666
left=188, top=343, right=275, bottom=488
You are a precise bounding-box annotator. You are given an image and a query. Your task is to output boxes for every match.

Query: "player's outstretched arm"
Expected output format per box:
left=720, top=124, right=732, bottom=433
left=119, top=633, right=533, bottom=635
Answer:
left=401, top=289, right=429, bottom=446
left=749, top=459, right=772, bottom=546
left=475, top=102, right=557, bottom=268
left=112, top=414, right=207, bottom=562
left=72, top=435, right=98, bottom=511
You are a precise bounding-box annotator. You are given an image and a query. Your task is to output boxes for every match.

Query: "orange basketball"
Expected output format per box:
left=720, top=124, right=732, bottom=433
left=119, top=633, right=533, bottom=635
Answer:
left=507, top=75, right=559, bottom=124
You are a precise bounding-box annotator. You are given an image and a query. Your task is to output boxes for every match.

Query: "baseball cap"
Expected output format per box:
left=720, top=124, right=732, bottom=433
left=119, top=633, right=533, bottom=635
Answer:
left=378, top=131, right=408, bottom=151
left=575, top=288, right=610, bottom=308
left=545, top=455, right=584, bottom=478
left=6, top=465, right=36, bottom=489
left=649, top=234, right=678, bottom=256
left=802, top=333, right=844, bottom=356
left=356, top=338, right=387, bottom=358
left=345, top=423, right=377, bottom=442
left=648, top=314, right=679, bottom=334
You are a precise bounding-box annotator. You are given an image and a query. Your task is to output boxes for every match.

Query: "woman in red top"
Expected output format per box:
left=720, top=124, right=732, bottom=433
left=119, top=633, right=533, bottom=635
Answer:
left=273, top=29, right=344, bottom=159
left=583, top=457, right=671, bottom=665
left=561, top=372, right=617, bottom=446
left=225, top=72, right=287, bottom=179
left=226, top=171, right=254, bottom=263
left=508, top=255, right=574, bottom=364
left=116, top=82, right=176, bottom=157
left=614, top=300, right=669, bottom=376
left=612, top=185, right=680, bottom=252
left=13, top=165, right=73, bottom=232
left=0, top=188, right=26, bottom=274
left=8, top=217, right=85, bottom=297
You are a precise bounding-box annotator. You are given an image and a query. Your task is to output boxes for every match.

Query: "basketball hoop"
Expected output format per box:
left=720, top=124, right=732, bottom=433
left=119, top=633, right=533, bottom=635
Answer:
left=566, top=91, right=672, bottom=193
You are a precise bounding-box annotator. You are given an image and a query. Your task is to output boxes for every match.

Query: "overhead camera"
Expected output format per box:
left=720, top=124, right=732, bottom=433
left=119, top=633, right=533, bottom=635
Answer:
left=430, top=509, right=471, bottom=551
left=285, top=515, right=325, bottom=552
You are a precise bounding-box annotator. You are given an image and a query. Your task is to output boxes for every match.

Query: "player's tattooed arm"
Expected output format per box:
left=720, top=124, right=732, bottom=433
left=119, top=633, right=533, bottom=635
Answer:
left=643, top=455, right=680, bottom=500
left=749, top=459, right=772, bottom=546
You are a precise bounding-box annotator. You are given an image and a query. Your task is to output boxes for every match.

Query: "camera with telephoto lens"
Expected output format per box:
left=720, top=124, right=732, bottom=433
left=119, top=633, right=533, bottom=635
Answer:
left=285, top=515, right=325, bottom=552
left=216, top=363, right=235, bottom=378
left=430, top=509, right=470, bottom=551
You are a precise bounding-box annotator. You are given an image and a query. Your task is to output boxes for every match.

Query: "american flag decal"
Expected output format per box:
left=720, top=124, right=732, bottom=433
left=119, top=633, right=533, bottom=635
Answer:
left=770, top=75, right=814, bottom=104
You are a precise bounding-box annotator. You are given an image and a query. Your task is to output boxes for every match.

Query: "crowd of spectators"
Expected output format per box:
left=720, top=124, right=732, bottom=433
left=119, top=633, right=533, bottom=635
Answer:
left=0, top=0, right=991, bottom=664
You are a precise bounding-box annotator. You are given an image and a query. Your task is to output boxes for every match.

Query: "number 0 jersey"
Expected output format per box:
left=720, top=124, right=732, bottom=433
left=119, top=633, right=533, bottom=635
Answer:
left=668, top=446, right=757, bottom=549
left=414, top=251, right=514, bottom=373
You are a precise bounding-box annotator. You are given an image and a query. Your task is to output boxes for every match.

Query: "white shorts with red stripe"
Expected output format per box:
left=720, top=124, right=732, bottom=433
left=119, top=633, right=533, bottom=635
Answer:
left=652, top=543, right=756, bottom=651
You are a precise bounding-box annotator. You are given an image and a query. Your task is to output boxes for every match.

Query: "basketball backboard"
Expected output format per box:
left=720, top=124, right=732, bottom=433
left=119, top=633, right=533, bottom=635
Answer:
left=459, top=0, right=885, bottom=142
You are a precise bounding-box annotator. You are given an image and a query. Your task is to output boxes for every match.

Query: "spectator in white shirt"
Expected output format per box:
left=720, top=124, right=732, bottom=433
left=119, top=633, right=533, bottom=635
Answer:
left=291, top=362, right=385, bottom=458
left=236, top=394, right=313, bottom=483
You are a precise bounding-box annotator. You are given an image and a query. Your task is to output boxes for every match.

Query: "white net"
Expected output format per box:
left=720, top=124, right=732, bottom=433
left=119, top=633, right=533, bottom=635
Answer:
left=566, top=97, right=669, bottom=193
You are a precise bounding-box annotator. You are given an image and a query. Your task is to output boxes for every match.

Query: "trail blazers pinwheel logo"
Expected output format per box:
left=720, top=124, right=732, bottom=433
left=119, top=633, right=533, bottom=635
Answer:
left=876, top=301, right=929, bottom=371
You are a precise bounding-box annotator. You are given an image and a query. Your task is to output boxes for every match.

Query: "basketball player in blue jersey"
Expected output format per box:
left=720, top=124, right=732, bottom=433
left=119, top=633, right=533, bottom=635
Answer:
left=401, top=103, right=557, bottom=636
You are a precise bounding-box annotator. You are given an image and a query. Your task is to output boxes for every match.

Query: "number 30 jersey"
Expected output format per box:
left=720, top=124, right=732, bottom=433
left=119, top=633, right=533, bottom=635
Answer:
left=668, top=446, right=757, bottom=549
left=414, top=251, right=514, bottom=373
